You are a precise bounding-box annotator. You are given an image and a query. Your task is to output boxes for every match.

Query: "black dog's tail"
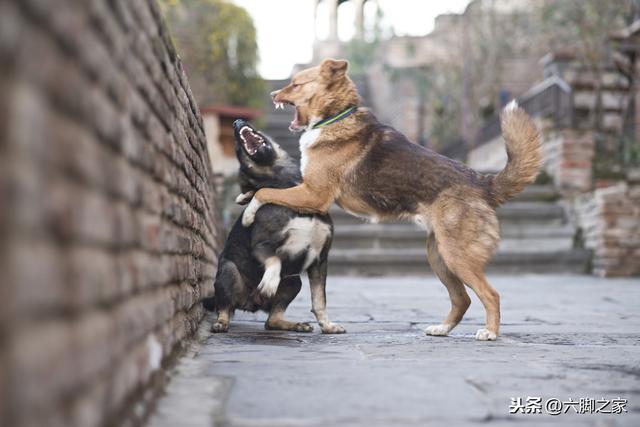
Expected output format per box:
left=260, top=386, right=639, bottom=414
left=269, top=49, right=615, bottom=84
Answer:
left=202, top=296, right=216, bottom=311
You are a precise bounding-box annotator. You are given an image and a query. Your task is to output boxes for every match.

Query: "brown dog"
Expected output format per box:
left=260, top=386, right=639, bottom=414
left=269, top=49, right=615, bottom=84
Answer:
left=242, top=58, right=542, bottom=340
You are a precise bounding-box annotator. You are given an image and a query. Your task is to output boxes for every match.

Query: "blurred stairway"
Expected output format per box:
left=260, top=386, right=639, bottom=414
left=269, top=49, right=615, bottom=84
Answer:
left=261, top=79, right=300, bottom=157
left=329, top=185, right=592, bottom=275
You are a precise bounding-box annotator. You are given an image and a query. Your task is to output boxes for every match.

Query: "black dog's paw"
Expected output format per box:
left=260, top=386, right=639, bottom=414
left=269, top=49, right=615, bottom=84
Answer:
left=265, top=320, right=314, bottom=332
left=293, top=322, right=314, bottom=333
left=211, top=321, right=229, bottom=333
left=320, top=322, right=346, bottom=334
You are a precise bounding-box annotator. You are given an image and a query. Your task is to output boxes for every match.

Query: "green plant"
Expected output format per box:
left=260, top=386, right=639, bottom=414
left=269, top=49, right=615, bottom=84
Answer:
left=159, top=0, right=265, bottom=108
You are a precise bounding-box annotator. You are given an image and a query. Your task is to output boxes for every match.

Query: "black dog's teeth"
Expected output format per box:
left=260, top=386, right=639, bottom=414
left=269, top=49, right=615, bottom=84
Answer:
left=239, top=126, right=264, bottom=155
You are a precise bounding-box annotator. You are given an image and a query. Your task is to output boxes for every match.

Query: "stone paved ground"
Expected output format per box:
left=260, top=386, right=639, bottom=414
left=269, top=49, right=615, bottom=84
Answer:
left=148, top=275, right=640, bottom=427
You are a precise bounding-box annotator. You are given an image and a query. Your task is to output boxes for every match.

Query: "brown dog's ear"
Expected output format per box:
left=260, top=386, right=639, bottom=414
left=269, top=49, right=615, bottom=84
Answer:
left=320, top=58, right=349, bottom=79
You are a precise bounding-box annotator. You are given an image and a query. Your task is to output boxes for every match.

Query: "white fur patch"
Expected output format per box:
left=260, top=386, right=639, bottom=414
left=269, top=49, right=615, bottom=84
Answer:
left=475, top=328, right=497, bottom=341
left=258, top=256, right=281, bottom=297
left=279, top=217, right=331, bottom=270
left=299, top=128, right=321, bottom=176
left=413, top=214, right=432, bottom=233
left=504, top=99, right=518, bottom=112
left=242, top=197, right=263, bottom=227
left=425, top=324, right=452, bottom=336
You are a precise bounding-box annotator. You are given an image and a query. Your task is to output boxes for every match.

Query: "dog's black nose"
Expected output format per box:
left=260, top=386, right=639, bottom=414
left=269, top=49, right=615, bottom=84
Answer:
left=233, top=119, right=247, bottom=130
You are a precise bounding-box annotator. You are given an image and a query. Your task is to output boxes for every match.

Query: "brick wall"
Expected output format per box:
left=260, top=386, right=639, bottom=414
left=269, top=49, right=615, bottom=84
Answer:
left=574, top=183, right=640, bottom=277
left=542, top=128, right=594, bottom=195
left=0, top=1, right=221, bottom=426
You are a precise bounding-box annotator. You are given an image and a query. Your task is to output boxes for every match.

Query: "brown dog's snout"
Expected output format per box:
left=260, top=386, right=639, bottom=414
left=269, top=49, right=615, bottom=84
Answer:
left=270, top=90, right=280, bottom=99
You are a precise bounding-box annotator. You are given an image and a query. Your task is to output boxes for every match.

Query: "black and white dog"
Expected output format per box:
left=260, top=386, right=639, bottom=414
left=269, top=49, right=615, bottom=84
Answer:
left=202, top=119, right=345, bottom=334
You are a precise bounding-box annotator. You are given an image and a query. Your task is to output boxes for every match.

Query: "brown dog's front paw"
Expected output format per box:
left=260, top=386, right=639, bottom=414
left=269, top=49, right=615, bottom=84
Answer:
left=211, top=321, right=229, bottom=333
left=241, top=197, right=263, bottom=227
left=321, top=322, right=346, bottom=334
left=475, top=328, right=497, bottom=341
left=235, top=191, right=254, bottom=205
left=425, top=324, right=452, bottom=336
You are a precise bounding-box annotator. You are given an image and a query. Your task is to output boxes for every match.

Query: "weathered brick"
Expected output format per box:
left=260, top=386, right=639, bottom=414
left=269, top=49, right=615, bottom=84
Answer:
left=0, top=1, right=221, bottom=426
left=8, top=320, right=75, bottom=412
left=67, top=379, right=109, bottom=427
left=68, top=247, right=121, bottom=307
left=7, top=240, right=69, bottom=319
left=574, top=183, right=640, bottom=276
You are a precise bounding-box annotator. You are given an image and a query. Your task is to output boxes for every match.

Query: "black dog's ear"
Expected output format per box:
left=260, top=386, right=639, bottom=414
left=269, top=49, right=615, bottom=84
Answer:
left=320, top=58, right=348, bottom=80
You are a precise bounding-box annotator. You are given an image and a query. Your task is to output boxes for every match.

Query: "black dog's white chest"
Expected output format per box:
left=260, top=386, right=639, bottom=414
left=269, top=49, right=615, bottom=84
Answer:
left=278, top=217, right=331, bottom=270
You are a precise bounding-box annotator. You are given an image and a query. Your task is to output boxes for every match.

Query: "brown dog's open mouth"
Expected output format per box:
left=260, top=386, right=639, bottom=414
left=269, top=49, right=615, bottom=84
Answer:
left=274, top=100, right=302, bottom=132
left=239, top=126, right=265, bottom=155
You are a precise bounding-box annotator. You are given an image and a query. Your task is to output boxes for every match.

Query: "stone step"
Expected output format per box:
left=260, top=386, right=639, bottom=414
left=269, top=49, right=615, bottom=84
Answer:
left=334, top=222, right=573, bottom=238
left=263, top=123, right=294, bottom=135
left=329, top=201, right=566, bottom=225
left=262, top=127, right=298, bottom=142
left=328, top=248, right=592, bottom=275
left=260, top=125, right=300, bottom=158
left=273, top=143, right=301, bottom=159
left=264, top=111, right=295, bottom=126
left=497, top=201, right=565, bottom=223
left=513, top=185, right=559, bottom=202
left=332, top=223, right=575, bottom=251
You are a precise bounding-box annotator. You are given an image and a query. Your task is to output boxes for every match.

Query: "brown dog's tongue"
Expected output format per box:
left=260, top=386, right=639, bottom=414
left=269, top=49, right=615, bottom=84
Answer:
left=290, top=108, right=302, bottom=131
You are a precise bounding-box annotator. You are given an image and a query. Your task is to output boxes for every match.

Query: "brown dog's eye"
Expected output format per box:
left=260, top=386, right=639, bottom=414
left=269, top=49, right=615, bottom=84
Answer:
left=291, top=80, right=312, bottom=88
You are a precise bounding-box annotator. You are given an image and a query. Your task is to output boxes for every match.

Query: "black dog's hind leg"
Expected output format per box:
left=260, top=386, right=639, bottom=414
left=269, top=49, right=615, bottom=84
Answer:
left=308, top=258, right=346, bottom=334
left=202, top=296, right=216, bottom=311
left=211, top=261, right=242, bottom=333
left=265, top=276, right=313, bottom=332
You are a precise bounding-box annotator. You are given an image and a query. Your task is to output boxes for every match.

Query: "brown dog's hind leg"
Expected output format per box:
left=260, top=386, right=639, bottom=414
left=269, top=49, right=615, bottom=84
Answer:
left=439, top=246, right=500, bottom=341
left=425, top=233, right=471, bottom=337
left=431, top=190, right=501, bottom=340
left=265, top=276, right=313, bottom=332
left=458, top=271, right=500, bottom=340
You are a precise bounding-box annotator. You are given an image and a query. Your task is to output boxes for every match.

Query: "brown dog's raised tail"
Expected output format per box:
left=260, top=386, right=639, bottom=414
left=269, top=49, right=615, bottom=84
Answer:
left=491, top=101, right=543, bottom=205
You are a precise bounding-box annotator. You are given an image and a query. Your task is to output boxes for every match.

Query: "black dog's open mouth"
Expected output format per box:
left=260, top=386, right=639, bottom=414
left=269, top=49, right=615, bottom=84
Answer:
left=239, top=126, right=265, bottom=155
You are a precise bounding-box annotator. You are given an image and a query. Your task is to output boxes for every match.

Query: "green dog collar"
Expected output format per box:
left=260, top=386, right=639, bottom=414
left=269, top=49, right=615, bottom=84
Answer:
left=312, top=106, right=358, bottom=129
